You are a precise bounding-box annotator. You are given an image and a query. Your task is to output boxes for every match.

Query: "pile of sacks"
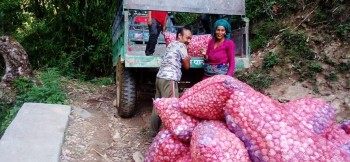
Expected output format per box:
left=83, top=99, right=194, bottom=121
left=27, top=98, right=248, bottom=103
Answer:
left=145, top=75, right=350, bottom=162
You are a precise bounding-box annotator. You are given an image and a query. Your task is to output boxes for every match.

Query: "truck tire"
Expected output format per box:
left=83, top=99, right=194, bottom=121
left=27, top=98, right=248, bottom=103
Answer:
left=116, top=59, right=136, bottom=118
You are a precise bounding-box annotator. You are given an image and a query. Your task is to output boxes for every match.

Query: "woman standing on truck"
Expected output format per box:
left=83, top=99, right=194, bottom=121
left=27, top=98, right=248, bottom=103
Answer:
left=200, top=19, right=236, bottom=80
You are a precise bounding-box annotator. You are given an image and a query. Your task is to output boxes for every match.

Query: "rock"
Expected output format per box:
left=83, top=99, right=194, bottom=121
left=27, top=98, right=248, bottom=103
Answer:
left=0, top=36, right=33, bottom=87
left=74, top=107, right=92, bottom=119
left=332, top=99, right=343, bottom=114
left=324, top=95, right=336, bottom=102
left=132, top=151, right=144, bottom=162
left=345, top=98, right=350, bottom=109
left=316, top=74, right=326, bottom=84
left=113, top=131, right=121, bottom=141
left=278, top=97, right=290, bottom=103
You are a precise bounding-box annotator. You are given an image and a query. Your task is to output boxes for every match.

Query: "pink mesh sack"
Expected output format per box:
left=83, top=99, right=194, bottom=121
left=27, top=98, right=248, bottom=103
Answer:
left=179, top=75, right=233, bottom=120
left=341, top=120, right=350, bottom=134
left=144, top=130, right=190, bottom=162
left=190, top=120, right=250, bottom=162
left=154, top=98, right=200, bottom=142
left=176, top=152, right=191, bottom=162
left=163, top=32, right=212, bottom=57
left=224, top=87, right=350, bottom=161
left=282, top=98, right=335, bottom=135
left=179, top=75, right=252, bottom=120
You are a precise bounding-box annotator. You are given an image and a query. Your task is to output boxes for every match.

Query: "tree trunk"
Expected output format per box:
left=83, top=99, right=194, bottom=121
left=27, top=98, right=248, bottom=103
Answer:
left=0, top=36, right=33, bottom=87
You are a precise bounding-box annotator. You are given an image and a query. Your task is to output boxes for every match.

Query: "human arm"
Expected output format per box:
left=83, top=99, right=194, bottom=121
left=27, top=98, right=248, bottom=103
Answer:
left=147, top=11, right=152, bottom=25
left=226, top=40, right=236, bottom=76
left=162, top=14, right=168, bottom=32
left=179, top=43, right=191, bottom=70
left=182, top=56, right=191, bottom=70
left=201, top=39, right=213, bottom=61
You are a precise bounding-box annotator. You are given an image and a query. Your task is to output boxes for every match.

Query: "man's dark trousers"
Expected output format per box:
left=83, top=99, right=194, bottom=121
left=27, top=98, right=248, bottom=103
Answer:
left=145, top=18, right=162, bottom=55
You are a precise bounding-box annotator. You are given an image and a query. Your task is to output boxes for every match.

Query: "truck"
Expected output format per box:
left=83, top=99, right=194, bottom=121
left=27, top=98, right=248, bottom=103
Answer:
left=112, top=0, right=250, bottom=118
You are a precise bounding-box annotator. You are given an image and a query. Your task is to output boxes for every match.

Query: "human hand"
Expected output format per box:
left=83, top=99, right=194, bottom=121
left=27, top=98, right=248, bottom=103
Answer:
left=200, top=48, right=207, bottom=56
left=147, top=18, right=152, bottom=25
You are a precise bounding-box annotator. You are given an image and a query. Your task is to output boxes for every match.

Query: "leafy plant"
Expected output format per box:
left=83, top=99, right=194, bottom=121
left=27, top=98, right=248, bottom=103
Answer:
left=307, top=62, right=323, bottom=73
left=325, top=72, right=338, bottom=82
left=336, top=23, right=350, bottom=41
left=251, top=20, right=283, bottom=50
left=336, top=62, right=350, bottom=74
left=277, top=30, right=325, bottom=81
left=0, top=68, right=67, bottom=136
left=263, top=52, right=279, bottom=70
left=236, top=70, right=274, bottom=92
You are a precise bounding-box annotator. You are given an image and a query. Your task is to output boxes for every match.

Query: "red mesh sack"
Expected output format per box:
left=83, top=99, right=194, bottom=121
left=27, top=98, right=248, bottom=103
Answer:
left=176, top=152, right=191, bottom=162
left=144, top=130, right=190, bottom=162
left=154, top=98, right=200, bottom=142
left=163, top=32, right=212, bottom=57
left=190, top=120, right=250, bottom=162
left=224, top=87, right=350, bottom=161
left=179, top=75, right=253, bottom=120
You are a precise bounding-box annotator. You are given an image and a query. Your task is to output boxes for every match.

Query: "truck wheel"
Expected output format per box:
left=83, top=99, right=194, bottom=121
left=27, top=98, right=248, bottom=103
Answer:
left=116, top=59, right=136, bottom=118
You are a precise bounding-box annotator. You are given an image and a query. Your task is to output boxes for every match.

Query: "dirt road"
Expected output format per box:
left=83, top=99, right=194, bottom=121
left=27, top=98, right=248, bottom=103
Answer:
left=61, top=82, right=153, bottom=162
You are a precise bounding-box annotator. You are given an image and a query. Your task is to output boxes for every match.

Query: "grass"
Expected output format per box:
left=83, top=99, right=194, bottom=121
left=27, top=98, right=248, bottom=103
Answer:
left=236, top=70, right=274, bottom=92
left=90, top=77, right=114, bottom=86
left=263, top=52, right=279, bottom=70
left=250, top=20, right=283, bottom=50
left=0, top=68, right=67, bottom=136
left=325, top=72, right=338, bottom=82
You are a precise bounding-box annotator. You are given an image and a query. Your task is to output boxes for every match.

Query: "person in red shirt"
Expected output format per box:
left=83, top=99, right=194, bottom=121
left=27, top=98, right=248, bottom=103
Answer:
left=145, top=11, right=168, bottom=56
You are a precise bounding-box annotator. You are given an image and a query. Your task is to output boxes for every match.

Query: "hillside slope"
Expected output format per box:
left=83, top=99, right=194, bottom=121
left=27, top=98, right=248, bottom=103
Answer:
left=240, top=1, right=349, bottom=122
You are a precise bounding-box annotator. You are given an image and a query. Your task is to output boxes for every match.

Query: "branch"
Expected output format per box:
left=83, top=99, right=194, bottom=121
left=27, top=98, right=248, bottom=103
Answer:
left=293, top=7, right=318, bottom=31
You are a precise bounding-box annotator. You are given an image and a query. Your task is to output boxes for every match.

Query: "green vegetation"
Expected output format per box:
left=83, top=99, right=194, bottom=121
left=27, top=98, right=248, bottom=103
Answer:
left=0, top=0, right=349, bottom=133
left=336, top=24, right=350, bottom=42
left=251, top=20, right=283, bottom=50
left=0, top=68, right=67, bottom=136
left=0, top=0, right=117, bottom=80
left=236, top=70, right=274, bottom=92
left=263, top=52, right=279, bottom=70
left=325, top=72, right=338, bottom=82
left=90, top=77, right=114, bottom=86
left=336, top=62, right=350, bottom=74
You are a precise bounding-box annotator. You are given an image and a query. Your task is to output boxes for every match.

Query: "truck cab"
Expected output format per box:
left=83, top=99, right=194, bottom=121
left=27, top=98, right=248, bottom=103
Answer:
left=112, top=0, right=250, bottom=118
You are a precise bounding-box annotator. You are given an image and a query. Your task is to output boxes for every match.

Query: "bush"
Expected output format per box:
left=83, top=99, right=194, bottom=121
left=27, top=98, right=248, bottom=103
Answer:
left=236, top=70, right=274, bottom=92
left=277, top=30, right=326, bottom=81
left=325, top=72, right=338, bottom=82
left=251, top=20, right=283, bottom=50
left=336, top=62, right=350, bottom=74
left=336, top=23, right=350, bottom=42
left=263, top=52, right=279, bottom=70
left=0, top=68, right=67, bottom=136
left=246, top=0, right=301, bottom=20
left=307, top=62, right=323, bottom=73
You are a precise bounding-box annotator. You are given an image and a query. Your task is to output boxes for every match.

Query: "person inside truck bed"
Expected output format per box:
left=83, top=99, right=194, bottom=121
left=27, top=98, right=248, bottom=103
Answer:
left=200, top=19, right=236, bottom=80
left=145, top=10, right=168, bottom=56
left=150, top=27, right=192, bottom=136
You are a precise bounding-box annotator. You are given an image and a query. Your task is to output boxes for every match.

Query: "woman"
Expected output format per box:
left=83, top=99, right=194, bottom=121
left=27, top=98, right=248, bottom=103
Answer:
left=200, top=19, right=236, bottom=80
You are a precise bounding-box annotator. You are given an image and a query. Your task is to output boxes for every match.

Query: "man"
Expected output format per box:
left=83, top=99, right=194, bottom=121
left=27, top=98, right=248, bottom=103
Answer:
left=145, top=10, right=168, bottom=56
left=150, top=27, right=192, bottom=136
